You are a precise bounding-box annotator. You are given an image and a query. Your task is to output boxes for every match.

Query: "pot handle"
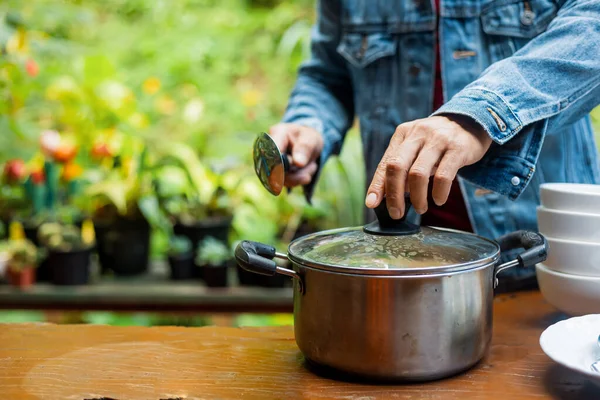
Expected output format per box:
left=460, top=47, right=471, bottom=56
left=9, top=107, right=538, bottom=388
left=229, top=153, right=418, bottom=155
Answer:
left=234, top=240, right=304, bottom=292
left=493, top=230, right=548, bottom=288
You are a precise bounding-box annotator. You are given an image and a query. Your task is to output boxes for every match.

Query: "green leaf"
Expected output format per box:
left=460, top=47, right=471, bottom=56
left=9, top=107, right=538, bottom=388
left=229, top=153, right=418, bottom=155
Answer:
left=137, top=194, right=172, bottom=233
left=85, top=180, right=128, bottom=215
left=44, top=161, right=60, bottom=211
left=232, top=203, right=278, bottom=244
left=80, top=54, right=116, bottom=87
left=154, top=165, right=192, bottom=198
left=158, top=142, right=217, bottom=204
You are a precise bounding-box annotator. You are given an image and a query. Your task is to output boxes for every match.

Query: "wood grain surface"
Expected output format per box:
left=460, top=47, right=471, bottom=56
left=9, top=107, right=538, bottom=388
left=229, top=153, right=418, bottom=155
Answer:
left=0, top=291, right=598, bottom=400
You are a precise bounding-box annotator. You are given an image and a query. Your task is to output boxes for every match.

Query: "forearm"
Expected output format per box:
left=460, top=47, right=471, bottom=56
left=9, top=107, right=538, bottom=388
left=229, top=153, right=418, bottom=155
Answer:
left=283, top=69, right=354, bottom=162
left=282, top=0, right=355, bottom=163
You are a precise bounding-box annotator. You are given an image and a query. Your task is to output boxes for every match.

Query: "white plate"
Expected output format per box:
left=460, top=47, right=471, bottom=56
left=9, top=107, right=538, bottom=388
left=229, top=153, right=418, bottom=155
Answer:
left=540, top=183, right=600, bottom=214
left=540, top=314, right=600, bottom=385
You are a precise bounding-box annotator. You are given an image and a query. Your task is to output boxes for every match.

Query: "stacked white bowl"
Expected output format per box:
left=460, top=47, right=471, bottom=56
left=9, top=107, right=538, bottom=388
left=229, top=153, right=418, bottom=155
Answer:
left=536, top=183, right=600, bottom=316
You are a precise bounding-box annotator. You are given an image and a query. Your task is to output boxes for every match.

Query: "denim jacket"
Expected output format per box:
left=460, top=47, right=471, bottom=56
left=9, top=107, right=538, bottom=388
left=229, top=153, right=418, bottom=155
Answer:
left=282, top=0, right=600, bottom=280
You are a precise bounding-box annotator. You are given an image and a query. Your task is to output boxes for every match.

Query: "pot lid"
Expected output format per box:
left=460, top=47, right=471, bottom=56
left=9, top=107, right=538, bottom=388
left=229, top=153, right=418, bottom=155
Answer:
left=288, top=197, right=499, bottom=276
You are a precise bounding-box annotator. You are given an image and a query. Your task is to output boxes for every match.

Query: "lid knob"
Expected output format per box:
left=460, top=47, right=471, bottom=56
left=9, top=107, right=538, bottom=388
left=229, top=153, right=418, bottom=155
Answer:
left=364, top=194, right=421, bottom=236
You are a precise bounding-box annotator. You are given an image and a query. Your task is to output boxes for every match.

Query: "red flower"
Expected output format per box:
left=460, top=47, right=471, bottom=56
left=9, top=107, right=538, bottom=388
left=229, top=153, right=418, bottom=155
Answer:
left=91, top=143, right=112, bottom=160
left=53, top=144, right=78, bottom=164
left=30, top=169, right=45, bottom=184
left=3, top=159, right=27, bottom=183
left=25, top=59, right=39, bottom=77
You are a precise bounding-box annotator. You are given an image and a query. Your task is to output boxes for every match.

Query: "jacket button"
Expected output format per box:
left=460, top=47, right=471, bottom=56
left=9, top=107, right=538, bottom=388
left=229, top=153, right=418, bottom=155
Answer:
left=521, top=10, right=536, bottom=26
left=511, top=176, right=521, bottom=186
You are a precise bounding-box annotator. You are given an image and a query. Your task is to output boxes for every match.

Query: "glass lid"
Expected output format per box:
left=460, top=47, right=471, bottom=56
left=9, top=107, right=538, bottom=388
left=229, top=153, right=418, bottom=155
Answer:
left=288, top=198, right=499, bottom=275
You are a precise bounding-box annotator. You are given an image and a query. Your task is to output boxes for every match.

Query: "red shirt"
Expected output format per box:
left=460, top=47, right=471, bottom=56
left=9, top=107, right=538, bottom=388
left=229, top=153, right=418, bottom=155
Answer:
left=419, top=0, right=474, bottom=233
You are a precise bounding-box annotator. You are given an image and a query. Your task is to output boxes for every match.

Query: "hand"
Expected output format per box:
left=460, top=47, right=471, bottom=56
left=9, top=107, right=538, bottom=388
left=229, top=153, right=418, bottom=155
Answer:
left=269, top=123, right=323, bottom=187
left=365, top=115, right=493, bottom=218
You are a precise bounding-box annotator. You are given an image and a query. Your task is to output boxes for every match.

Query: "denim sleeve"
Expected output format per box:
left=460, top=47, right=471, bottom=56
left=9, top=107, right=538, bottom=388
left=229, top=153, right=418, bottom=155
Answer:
left=281, top=0, right=355, bottom=167
left=434, top=0, right=600, bottom=199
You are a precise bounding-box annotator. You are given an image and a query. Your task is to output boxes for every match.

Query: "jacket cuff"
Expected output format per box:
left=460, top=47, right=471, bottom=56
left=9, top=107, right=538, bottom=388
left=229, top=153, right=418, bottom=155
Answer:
left=432, top=87, right=524, bottom=145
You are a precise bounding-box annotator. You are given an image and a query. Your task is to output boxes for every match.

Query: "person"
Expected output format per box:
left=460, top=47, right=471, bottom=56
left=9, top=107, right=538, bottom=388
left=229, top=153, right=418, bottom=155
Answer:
left=268, top=0, right=600, bottom=291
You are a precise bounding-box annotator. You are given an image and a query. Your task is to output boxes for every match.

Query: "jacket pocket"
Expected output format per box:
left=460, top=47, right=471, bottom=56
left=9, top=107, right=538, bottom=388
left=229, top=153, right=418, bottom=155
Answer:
left=481, top=0, right=558, bottom=39
left=336, top=32, right=396, bottom=69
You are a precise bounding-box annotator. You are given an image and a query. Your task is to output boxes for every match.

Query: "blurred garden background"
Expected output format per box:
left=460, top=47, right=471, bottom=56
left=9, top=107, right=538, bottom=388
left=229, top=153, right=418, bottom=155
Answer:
left=0, top=0, right=365, bottom=327
left=0, top=0, right=598, bottom=326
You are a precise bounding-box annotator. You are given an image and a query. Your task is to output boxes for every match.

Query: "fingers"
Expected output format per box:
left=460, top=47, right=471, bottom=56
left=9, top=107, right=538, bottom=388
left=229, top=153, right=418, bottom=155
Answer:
left=285, top=161, right=318, bottom=187
left=365, top=115, right=492, bottom=217
left=365, top=125, right=409, bottom=210
left=290, top=134, right=318, bottom=168
left=432, top=150, right=464, bottom=206
left=407, top=145, right=443, bottom=214
left=383, top=139, right=422, bottom=218
left=268, top=124, right=320, bottom=169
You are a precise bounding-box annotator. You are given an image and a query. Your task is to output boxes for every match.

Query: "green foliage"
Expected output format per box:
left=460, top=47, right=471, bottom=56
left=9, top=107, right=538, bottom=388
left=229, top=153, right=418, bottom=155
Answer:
left=592, top=108, right=600, bottom=143
left=0, top=0, right=364, bottom=255
left=196, top=236, right=231, bottom=266
left=5, top=239, right=39, bottom=271
left=38, top=222, right=91, bottom=252
left=168, top=235, right=192, bottom=256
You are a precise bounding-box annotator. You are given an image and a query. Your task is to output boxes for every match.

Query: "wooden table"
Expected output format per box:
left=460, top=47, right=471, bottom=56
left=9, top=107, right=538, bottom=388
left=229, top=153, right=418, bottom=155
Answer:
left=1, top=291, right=599, bottom=399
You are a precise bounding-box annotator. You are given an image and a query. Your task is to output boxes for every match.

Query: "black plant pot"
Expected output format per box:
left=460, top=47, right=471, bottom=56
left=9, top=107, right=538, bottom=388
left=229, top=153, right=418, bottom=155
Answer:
left=202, top=263, right=228, bottom=288
left=47, top=248, right=92, bottom=286
left=23, top=219, right=85, bottom=283
left=194, top=265, right=204, bottom=281
left=174, top=216, right=232, bottom=257
left=168, top=253, right=195, bottom=281
left=94, top=218, right=150, bottom=276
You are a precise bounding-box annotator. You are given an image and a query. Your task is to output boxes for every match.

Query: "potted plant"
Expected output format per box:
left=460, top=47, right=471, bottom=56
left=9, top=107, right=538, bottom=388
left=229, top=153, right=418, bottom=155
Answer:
left=152, top=143, right=234, bottom=258
left=38, top=223, right=94, bottom=286
left=5, top=239, right=39, bottom=289
left=167, top=235, right=194, bottom=281
left=85, top=140, right=164, bottom=276
left=195, top=236, right=231, bottom=288
left=5, top=131, right=88, bottom=282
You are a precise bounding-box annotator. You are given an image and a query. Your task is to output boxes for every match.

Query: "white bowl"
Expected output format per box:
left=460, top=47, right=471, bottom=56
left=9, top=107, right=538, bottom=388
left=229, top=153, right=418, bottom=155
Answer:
left=540, top=183, right=600, bottom=214
left=544, top=236, right=600, bottom=276
left=536, top=263, right=600, bottom=316
left=538, top=206, right=600, bottom=243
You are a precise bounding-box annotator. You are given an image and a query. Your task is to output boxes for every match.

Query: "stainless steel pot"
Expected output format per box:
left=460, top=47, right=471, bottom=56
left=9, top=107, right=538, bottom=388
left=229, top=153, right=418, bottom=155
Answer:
left=235, top=197, right=548, bottom=381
